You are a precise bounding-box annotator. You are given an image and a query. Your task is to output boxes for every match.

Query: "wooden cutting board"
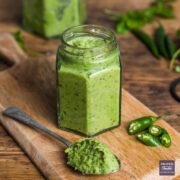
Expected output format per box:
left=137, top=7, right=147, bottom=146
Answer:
left=0, top=33, right=180, bottom=180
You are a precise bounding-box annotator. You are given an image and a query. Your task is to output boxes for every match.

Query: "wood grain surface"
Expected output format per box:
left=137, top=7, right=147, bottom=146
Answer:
left=0, top=0, right=179, bottom=179
left=0, top=33, right=180, bottom=179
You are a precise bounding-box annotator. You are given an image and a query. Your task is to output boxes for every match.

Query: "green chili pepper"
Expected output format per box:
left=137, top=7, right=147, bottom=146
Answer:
left=165, top=35, right=176, bottom=59
left=148, top=125, right=163, bottom=136
left=137, top=132, right=161, bottom=147
left=128, top=116, right=157, bottom=135
left=160, top=129, right=172, bottom=148
left=132, top=29, right=160, bottom=59
left=155, top=25, right=169, bottom=59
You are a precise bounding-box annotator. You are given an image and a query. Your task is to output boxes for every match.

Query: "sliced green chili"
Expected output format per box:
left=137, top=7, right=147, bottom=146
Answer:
left=137, top=132, right=161, bottom=147
left=160, top=130, right=172, bottom=148
left=128, top=116, right=158, bottom=135
left=148, top=125, right=163, bottom=136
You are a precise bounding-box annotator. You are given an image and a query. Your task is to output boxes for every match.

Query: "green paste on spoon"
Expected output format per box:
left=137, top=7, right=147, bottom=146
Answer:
left=65, top=138, right=120, bottom=174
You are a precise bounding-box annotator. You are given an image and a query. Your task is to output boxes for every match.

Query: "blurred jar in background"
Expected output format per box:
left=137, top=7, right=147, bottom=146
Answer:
left=23, top=0, right=86, bottom=38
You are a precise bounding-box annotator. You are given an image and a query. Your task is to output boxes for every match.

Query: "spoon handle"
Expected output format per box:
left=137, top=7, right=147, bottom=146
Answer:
left=3, top=107, right=72, bottom=147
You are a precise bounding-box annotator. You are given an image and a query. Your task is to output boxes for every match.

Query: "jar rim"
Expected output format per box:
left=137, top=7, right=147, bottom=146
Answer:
left=60, top=24, right=117, bottom=55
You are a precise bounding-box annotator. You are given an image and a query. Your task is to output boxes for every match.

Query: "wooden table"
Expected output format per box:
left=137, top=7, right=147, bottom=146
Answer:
left=0, top=0, right=179, bottom=179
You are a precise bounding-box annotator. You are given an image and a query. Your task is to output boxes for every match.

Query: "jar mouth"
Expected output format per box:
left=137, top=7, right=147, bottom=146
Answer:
left=60, top=24, right=117, bottom=56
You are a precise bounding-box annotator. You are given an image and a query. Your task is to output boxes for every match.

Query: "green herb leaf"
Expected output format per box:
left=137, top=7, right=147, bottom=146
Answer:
left=105, top=0, right=175, bottom=34
left=116, top=22, right=129, bottom=34
left=12, top=30, right=25, bottom=49
left=152, top=5, right=174, bottom=18
left=124, top=11, right=148, bottom=30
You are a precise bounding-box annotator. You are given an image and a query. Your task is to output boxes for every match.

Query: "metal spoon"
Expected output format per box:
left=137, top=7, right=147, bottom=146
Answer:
left=3, top=106, right=72, bottom=147
left=3, top=106, right=120, bottom=175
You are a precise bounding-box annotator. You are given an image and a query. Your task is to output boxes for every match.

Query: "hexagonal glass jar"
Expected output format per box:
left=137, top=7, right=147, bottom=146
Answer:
left=57, top=25, right=122, bottom=136
left=23, top=0, right=86, bottom=38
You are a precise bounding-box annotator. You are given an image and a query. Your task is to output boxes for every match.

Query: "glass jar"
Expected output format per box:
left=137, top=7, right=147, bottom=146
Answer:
left=57, top=25, right=122, bottom=136
left=23, top=0, right=86, bottom=38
